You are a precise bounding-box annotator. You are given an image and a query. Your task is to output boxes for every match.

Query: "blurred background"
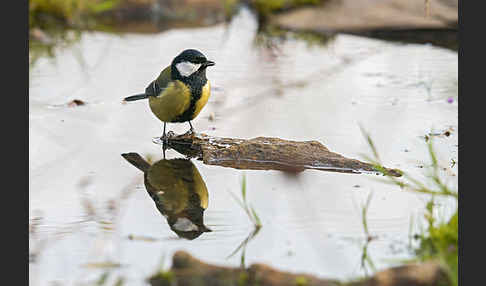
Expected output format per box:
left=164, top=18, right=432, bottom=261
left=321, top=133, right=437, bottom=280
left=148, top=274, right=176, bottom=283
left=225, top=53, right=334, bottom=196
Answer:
left=29, top=1, right=458, bottom=286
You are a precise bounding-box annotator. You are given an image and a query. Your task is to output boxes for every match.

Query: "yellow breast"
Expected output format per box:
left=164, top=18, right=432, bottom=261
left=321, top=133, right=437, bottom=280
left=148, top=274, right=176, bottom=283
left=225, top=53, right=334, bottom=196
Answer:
left=192, top=81, right=211, bottom=120
left=148, top=81, right=191, bottom=122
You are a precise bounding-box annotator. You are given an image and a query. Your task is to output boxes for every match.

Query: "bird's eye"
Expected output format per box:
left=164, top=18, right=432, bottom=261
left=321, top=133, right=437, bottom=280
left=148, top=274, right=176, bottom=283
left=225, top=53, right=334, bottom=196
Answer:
left=195, top=56, right=206, bottom=63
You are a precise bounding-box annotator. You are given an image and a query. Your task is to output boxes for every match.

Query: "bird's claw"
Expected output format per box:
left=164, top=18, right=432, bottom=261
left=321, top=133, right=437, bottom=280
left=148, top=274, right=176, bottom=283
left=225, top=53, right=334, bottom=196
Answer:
left=161, top=131, right=175, bottom=144
left=184, top=129, right=195, bottom=137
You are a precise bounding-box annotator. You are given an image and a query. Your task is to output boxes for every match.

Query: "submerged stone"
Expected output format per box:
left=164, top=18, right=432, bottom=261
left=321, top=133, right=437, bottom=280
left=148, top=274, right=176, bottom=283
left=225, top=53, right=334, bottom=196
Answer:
left=263, top=0, right=458, bottom=50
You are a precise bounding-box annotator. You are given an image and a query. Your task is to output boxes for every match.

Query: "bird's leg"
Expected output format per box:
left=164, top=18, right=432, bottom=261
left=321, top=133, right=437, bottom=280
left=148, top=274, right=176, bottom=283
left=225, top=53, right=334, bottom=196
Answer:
left=161, top=122, right=168, bottom=144
left=162, top=143, right=167, bottom=159
left=187, top=121, right=194, bottom=134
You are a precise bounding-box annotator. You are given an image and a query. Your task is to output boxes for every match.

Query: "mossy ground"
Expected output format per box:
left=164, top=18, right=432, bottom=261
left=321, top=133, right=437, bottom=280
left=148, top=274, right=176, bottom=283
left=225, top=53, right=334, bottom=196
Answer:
left=29, top=0, right=123, bottom=30
left=251, top=0, right=323, bottom=16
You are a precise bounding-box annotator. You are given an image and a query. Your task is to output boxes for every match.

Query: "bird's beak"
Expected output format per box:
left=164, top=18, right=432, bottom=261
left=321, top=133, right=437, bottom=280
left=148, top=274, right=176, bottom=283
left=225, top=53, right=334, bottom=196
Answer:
left=200, top=225, right=212, bottom=232
left=203, top=60, right=215, bottom=67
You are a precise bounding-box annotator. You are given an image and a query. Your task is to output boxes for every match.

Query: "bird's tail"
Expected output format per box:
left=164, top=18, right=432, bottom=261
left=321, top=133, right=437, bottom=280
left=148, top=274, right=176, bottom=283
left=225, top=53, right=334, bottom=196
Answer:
left=124, top=93, right=148, bottom=102
left=121, top=153, right=151, bottom=173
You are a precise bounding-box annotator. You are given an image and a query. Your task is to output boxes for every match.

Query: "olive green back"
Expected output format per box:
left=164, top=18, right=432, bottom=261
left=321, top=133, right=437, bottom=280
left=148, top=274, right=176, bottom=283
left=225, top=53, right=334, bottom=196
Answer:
left=156, top=66, right=172, bottom=91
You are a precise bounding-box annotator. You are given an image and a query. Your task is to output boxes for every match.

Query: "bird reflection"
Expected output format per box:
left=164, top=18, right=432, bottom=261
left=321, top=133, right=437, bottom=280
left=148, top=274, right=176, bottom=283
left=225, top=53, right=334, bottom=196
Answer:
left=121, top=153, right=211, bottom=240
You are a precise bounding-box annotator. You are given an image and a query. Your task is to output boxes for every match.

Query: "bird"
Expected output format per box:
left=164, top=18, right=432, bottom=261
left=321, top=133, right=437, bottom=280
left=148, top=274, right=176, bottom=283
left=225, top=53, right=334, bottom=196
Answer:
left=124, top=49, right=215, bottom=141
left=121, top=152, right=211, bottom=240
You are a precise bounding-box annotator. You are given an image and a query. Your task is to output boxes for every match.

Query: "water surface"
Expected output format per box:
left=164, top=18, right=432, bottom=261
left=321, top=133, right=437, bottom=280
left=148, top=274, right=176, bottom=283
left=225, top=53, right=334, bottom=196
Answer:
left=29, top=7, right=458, bottom=286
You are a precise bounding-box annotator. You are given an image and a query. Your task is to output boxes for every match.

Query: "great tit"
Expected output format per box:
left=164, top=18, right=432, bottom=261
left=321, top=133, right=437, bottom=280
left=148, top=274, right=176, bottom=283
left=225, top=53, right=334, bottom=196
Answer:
left=124, top=49, right=215, bottom=140
left=121, top=153, right=211, bottom=240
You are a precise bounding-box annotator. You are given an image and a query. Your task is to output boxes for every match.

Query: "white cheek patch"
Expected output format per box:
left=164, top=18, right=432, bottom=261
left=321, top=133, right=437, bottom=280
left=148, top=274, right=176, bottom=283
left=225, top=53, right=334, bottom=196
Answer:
left=176, top=61, right=201, bottom=77
left=173, top=217, right=198, bottom=232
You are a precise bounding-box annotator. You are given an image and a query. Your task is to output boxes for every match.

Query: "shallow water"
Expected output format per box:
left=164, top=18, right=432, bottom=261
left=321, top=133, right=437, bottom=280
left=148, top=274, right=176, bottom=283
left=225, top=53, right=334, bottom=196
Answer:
left=29, top=7, right=458, bottom=286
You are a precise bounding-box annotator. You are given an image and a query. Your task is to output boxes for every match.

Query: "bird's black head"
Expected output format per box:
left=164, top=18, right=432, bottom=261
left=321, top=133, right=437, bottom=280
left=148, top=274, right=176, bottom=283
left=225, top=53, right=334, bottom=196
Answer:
left=171, top=49, right=215, bottom=81
left=167, top=208, right=212, bottom=240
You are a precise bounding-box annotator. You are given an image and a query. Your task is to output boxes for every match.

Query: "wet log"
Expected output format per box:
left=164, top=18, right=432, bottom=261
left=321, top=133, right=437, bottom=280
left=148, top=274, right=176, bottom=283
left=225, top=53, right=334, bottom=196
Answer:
left=160, top=133, right=402, bottom=177
left=148, top=251, right=450, bottom=286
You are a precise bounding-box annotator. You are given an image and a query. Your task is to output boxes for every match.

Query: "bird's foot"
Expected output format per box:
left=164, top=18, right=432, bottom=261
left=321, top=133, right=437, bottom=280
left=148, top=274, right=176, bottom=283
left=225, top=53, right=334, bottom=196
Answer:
left=160, top=131, right=176, bottom=144
left=183, top=128, right=195, bottom=137
left=160, top=134, right=168, bottom=145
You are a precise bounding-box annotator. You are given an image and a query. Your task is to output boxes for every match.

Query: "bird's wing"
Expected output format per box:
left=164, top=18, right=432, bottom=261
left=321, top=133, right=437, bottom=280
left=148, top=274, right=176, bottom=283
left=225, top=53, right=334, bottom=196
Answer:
left=145, top=65, right=172, bottom=96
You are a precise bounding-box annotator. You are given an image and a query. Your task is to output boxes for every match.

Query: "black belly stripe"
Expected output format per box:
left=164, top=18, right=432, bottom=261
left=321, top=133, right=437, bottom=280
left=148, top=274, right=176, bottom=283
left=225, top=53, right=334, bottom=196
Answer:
left=172, top=76, right=207, bottom=123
